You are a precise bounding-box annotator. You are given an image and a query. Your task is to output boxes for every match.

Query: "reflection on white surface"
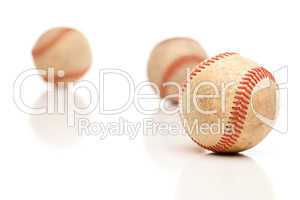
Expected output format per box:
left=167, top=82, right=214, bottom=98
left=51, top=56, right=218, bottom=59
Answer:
left=176, top=154, right=274, bottom=200
left=144, top=108, right=204, bottom=170
left=30, top=87, right=90, bottom=146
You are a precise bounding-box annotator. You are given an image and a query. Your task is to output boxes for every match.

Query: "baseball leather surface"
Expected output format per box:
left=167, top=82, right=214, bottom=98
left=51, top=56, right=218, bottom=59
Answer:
left=32, top=27, right=92, bottom=83
left=179, top=52, right=278, bottom=153
left=147, top=37, right=207, bottom=103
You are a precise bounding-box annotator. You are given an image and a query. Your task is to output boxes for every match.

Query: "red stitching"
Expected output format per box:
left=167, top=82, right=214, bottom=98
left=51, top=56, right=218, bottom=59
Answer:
left=231, top=106, right=248, bottom=115
left=241, top=77, right=256, bottom=87
left=220, top=138, right=236, bottom=144
left=237, top=86, right=252, bottom=95
left=252, top=68, right=264, bottom=79
left=180, top=52, right=237, bottom=94
left=234, top=96, right=250, bottom=104
left=233, top=100, right=249, bottom=108
left=245, top=74, right=258, bottom=84
left=239, top=81, right=254, bottom=90
left=229, top=116, right=244, bottom=125
left=230, top=111, right=246, bottom=120
left=178, top=52, right=237, bottom=152
left=248, top=71, right=260, bottom=82
left=228, top=121, right=243, bottom=130
left=235, top=91, right=250, bottom=100
left=206, top=66, right=276, bottom=152
left=179, top=53, right=276, bottom=153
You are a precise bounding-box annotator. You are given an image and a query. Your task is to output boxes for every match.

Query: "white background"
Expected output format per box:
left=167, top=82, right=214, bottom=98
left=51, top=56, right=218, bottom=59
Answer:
left=0, top=0, right=298, bottom=199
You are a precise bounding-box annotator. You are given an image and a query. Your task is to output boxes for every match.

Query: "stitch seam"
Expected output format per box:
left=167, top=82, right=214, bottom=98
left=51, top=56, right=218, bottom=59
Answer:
left=180, top=52, right=237, bottom=93
left=178, top=52, right=237, bottom=151
left=205, top=66, right=275, bottom=152
left=179, top=55, right=275, bottom=152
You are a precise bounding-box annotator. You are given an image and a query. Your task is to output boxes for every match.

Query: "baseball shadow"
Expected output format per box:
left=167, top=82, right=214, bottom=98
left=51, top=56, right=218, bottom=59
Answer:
left=143, top=104, right=205, bottom=170
left=175, top=154, right=274, bottom=200
left=30, top=87, right=91, bottom=146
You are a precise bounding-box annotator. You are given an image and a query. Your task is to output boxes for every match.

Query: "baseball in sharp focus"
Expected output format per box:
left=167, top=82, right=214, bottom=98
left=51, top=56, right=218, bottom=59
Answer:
left=179, top=52, right=278, bottom=153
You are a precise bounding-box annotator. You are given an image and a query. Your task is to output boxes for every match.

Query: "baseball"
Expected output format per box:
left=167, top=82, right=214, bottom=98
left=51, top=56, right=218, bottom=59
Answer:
left=32, top=27, right=92, bottom=83
left=179, top=52, right=278, bottom=153
left=147, top=37, right=207, bottom=103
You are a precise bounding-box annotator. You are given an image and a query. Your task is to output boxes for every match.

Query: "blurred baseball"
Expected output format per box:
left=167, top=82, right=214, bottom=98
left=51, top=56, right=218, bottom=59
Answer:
left=147, top=37, right=207, bottom=103
left=32, top=27, right=92, bottom=83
